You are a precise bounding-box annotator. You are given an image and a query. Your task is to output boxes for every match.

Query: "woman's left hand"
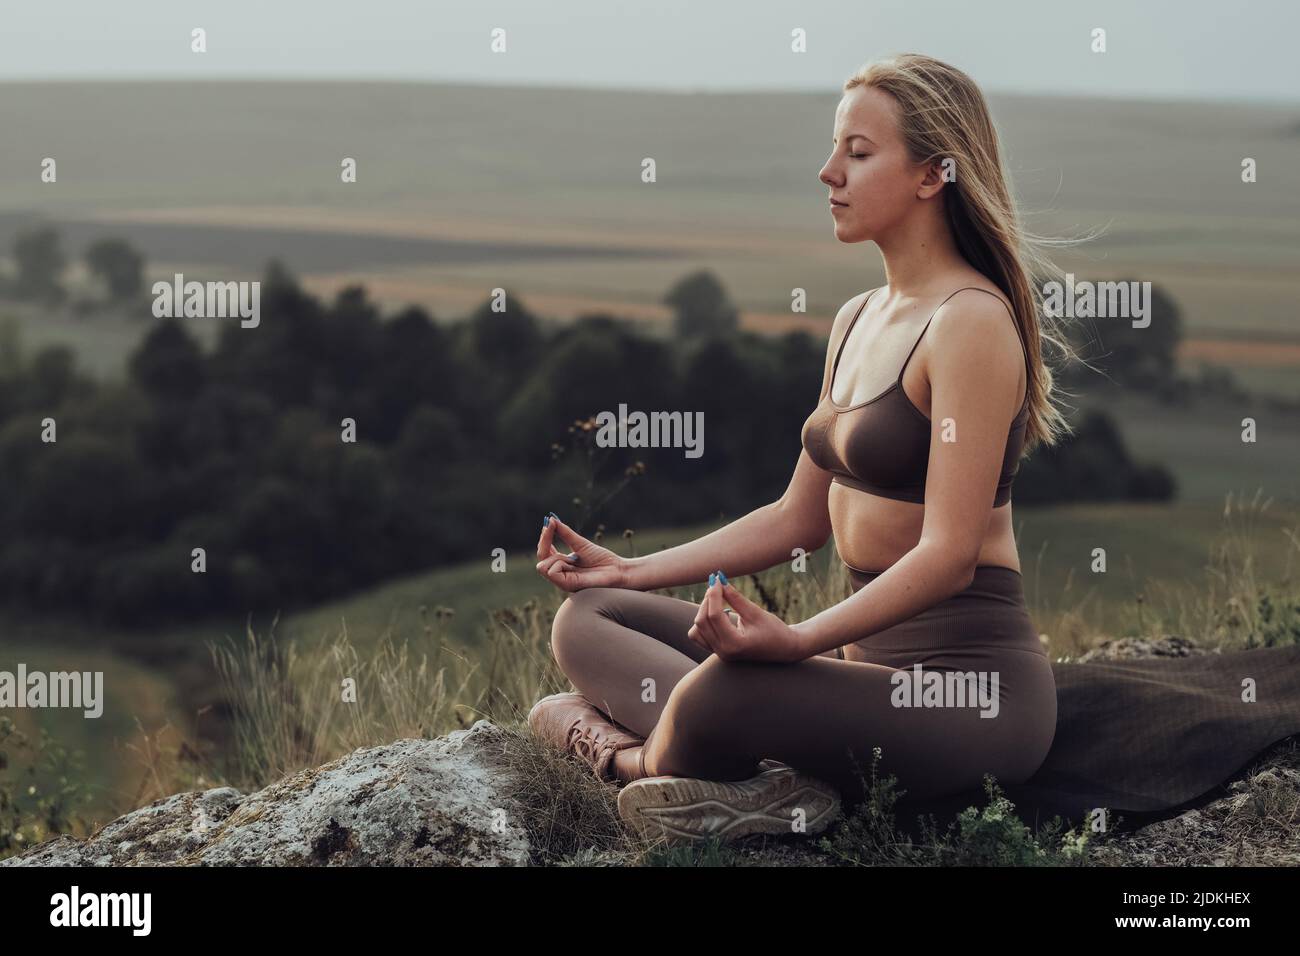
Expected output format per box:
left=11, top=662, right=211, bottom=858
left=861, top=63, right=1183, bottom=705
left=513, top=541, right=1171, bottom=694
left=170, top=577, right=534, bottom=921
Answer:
left=687, top=578, right=807, bottom=663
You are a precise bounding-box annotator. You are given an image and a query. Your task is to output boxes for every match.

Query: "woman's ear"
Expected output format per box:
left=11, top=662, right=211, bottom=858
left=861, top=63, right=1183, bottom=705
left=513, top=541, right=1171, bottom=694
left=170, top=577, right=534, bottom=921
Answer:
left=916, top=157, right=952, bottom=200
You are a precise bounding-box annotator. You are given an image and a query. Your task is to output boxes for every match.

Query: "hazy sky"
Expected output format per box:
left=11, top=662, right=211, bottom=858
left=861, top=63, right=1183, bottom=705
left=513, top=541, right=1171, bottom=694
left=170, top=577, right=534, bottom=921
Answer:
left=2, top=0, right=1296, bottom=103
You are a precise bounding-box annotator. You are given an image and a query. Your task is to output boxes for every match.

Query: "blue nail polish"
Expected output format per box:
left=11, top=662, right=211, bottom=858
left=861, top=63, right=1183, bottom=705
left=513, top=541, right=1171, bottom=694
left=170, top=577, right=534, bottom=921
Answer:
left=543, top=515, right=551, bottom=527
left=566, top=553, right=579, bottom=563
left=718, top=571, right=729, bottom=586
left=708, top=572, right=716, bottom=588
left=548, top=511, right=560, bottom=522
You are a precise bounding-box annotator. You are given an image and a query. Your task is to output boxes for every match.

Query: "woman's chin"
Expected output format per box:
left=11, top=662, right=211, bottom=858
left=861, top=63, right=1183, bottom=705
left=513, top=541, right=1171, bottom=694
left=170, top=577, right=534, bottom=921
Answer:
left=832, top=221, right=868, bottom=243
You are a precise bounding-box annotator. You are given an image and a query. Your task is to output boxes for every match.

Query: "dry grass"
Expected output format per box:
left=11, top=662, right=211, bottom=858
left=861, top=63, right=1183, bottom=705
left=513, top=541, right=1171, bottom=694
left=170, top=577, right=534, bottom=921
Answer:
left=102, top=495, right=1300, bottom=865
left=206, top=597, right=566, bottom=791
left=1138, top=489, right=1300, bottom=652
left=1029, top=489, right=1300, bottom=660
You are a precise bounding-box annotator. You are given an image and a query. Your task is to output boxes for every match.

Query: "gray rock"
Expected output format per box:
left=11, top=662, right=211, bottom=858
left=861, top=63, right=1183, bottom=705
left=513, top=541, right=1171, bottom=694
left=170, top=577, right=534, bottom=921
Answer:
left=2, top=720, right=530, bottom=867
left=1076, top=635, right=1205, bottom=662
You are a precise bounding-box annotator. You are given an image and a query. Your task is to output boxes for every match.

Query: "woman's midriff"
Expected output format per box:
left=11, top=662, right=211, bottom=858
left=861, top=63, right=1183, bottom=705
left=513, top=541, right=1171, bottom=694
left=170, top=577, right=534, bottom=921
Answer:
left=828, top=481, right=1021, bottom=574
left=841, top=562, right=1050, bottom=673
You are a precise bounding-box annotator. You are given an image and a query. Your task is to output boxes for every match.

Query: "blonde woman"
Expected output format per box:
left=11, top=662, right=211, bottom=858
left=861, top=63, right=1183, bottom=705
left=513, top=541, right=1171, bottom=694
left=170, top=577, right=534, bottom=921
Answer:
left=527, top=53, right=1075, bottom=843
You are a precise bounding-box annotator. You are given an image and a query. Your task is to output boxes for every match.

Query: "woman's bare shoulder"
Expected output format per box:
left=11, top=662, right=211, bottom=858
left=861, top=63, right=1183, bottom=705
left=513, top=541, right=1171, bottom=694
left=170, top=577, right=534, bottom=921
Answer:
left=827, top=287, right=878, bottom=347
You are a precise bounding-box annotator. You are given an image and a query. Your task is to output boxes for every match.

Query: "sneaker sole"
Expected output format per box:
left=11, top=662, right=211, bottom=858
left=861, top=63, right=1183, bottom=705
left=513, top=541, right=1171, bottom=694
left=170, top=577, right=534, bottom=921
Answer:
left=617, top=767, right=840, bottom=844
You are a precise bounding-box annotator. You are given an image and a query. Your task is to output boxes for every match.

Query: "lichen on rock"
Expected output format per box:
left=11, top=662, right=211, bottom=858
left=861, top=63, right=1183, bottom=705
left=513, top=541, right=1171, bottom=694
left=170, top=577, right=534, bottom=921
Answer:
left=1, top=720, right=530, bottom=867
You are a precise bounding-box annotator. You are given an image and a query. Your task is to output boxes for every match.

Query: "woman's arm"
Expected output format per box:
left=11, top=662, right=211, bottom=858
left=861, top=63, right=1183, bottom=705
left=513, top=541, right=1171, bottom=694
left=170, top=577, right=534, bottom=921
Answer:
left=790, top=290, right=1027, bottom=655
left=622, top=486, right=828, bottom=591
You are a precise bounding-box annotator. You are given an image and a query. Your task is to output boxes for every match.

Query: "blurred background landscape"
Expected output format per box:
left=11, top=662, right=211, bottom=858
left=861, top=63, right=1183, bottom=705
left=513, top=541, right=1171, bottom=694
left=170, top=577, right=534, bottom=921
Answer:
left=1, top=1, right=1298, bottom=845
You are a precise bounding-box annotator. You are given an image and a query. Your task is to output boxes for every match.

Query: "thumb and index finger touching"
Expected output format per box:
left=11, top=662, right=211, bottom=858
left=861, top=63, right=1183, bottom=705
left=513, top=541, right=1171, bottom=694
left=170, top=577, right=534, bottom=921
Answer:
left=539, top=512, right=584, bottom=561
left=706, top=575, right=760, bottom=622
left=540, top=518, right=763, bottom=618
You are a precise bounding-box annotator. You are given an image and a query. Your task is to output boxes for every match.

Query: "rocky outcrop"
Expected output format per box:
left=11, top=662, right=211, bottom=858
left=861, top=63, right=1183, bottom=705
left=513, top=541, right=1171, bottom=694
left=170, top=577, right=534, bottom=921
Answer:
left=5, top=636, right=1296, bottom=867
left=1075, top=635, right=1205, bottom=662
left=1, top=720, right=530, bottom=867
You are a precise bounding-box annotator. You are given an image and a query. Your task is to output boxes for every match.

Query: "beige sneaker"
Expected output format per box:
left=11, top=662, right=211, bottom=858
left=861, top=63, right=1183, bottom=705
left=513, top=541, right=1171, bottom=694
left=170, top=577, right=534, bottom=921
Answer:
left=617, top=765, right=841, bottom=843
left=527, top=692, right=644, bottom=782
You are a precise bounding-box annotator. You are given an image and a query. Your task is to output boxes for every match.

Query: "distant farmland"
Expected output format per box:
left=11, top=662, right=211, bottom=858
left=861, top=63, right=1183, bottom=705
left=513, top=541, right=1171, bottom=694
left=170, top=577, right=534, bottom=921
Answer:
left=0, top=80, right=1296, bottom=343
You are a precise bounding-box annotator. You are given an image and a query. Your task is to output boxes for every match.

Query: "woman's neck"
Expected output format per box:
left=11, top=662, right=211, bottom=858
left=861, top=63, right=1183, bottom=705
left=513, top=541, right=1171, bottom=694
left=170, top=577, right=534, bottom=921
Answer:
left=874, top=205, right=968, bottom=301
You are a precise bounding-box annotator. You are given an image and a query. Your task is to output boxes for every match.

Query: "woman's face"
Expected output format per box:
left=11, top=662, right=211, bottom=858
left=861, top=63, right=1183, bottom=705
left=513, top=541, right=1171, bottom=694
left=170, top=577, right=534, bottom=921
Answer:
left=819, top=85, right=929, bottom=243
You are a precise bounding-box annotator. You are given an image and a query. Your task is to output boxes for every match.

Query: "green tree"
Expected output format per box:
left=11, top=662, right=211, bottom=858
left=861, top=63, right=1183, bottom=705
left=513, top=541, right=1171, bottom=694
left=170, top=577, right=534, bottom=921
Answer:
left=130, top=317, right=206, bottom=400
left=12, top=227, right=65, bottom=302
left=665, top=270, right=738, bottom=340
left=84, top=237, right=144, bottom=301
left=1062, top=281, right=1183, bottom=391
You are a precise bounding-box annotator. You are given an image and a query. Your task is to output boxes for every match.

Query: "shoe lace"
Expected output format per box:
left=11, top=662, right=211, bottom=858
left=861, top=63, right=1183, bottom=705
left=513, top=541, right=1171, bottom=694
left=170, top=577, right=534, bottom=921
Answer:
left=567, top=723, right=606, bottom=763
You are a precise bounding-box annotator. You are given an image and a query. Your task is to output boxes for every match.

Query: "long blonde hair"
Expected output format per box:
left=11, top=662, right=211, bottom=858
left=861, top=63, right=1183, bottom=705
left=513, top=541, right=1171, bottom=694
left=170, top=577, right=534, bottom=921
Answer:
left=844, top=53, right=1083, bottom=451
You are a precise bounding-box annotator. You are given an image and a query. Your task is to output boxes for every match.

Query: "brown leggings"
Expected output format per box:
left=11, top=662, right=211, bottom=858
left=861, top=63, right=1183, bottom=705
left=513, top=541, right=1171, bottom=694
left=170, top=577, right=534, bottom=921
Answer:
left=549, top=565, right=1057, bottom=802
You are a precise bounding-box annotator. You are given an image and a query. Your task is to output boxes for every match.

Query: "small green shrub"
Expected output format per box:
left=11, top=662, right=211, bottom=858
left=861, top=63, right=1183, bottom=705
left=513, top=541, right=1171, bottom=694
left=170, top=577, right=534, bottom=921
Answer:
left=940, top=776, right=1090, bottom=866
left=0, top=717, right=95, bottom=860
left=641, top=836, right=751, bottom=867
left=817, top=748, right=1091, bottom=867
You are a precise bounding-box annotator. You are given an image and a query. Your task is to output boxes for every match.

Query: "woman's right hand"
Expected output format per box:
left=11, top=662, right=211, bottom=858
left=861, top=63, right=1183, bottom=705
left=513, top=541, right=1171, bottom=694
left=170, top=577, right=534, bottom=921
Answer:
left=535, top=513, right=631, bottom=592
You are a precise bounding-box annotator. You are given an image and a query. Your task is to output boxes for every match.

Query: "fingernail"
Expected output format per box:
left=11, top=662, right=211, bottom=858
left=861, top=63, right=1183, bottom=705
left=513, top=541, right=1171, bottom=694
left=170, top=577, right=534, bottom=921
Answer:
left=542, top=515, right=551, bottom=527
left=548, top=511, right=560, bottom=522
left=566, top=553, right=579, bottom=563
left=718, top=571, right=729, bottom=586
left=708, top=572, right=716, bottom=588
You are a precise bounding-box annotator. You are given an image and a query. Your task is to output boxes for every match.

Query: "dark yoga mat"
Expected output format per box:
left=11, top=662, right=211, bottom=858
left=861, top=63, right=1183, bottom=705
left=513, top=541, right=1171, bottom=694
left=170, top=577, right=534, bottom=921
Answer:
left=895, top=644, right=1300, bottom=832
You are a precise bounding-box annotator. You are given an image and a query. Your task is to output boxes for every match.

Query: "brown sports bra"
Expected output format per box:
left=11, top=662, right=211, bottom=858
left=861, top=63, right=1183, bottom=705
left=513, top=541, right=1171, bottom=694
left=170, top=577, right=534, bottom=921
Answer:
left=801, top=287, right=1031, bottom=507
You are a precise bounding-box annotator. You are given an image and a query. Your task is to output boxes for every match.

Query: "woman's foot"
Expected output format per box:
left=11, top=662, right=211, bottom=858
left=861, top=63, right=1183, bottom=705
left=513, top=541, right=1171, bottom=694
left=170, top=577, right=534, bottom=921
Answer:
left=527, top=692, right=644, bottom=782
left=617, top=765, right=841, bottom=844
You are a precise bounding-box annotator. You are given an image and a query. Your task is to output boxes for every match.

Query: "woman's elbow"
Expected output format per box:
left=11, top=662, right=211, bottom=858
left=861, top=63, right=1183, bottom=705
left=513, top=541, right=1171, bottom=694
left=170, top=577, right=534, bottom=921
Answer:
left=953, top=554, right=981, bottom=591
left=775, top=498, right=833, bottom=552
left=921, top=540, right=979, bottom=593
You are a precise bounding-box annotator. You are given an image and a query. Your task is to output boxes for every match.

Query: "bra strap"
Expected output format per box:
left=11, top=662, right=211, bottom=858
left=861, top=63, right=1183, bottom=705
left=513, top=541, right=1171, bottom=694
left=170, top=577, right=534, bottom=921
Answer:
left=898, top=286, right=1027, bottom=391
left=826, top=287, right=880, bottom=400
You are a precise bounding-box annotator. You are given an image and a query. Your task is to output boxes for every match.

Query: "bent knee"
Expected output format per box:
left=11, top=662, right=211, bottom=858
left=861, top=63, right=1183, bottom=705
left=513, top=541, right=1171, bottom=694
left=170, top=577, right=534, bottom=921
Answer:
left=662, top=656, right=758, bottom=731
left=549, top=587, right=617, bottom=667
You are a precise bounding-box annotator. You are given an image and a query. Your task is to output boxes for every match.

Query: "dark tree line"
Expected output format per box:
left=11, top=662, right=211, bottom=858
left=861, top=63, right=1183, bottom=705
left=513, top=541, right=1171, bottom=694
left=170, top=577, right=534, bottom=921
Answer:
left=1, top=227, right=143, bottom=307
left=0, top=260, right=1173, bottom=626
